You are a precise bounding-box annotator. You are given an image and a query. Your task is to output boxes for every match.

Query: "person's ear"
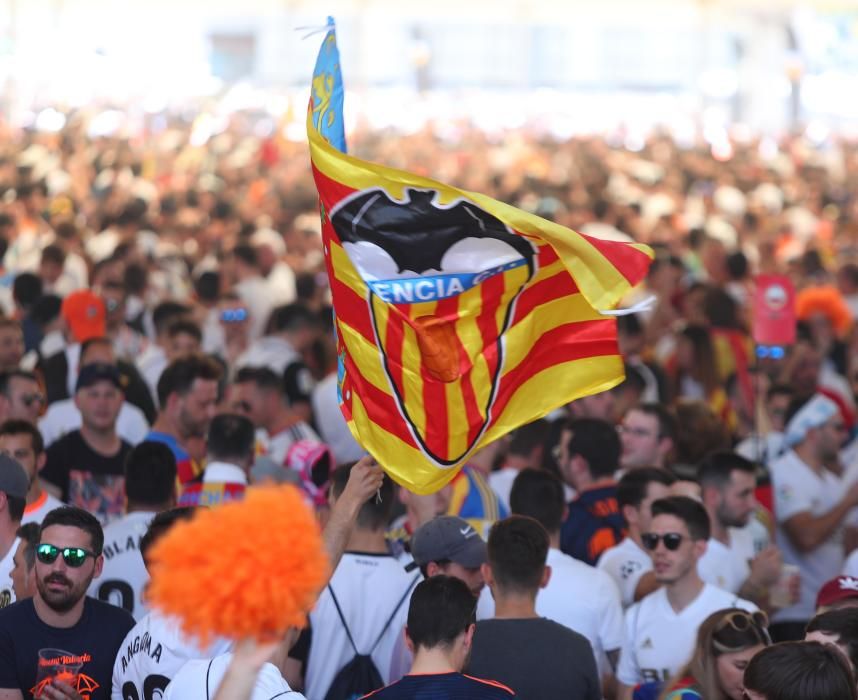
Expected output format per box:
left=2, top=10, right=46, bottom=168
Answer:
left=463, top=623, right=475, bottom=651
left=36, top=451, right=47, bottom=473
left=693, top=538, right=708, bottom=560
left=541, top=564, right=552, bottom=589
left=658, top=437, right=674, bottom=458
left=481, top=562, right=494, bottom=590
left=404, top=627, right=415, bottom=655
left=622, top=504, right=637, bottom=526
left=426, top=561, right=442, bottom=578
left=93, top=554, right=104, bottom=579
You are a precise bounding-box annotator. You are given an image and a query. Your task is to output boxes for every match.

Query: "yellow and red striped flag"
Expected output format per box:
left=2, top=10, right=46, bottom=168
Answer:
left=308, top=22, right=653, bottom=494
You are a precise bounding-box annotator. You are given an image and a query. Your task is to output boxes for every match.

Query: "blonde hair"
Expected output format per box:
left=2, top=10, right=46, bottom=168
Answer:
left=658, top=608, right=770, bottom=700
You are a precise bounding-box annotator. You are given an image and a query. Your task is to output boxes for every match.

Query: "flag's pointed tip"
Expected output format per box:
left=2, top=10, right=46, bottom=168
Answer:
left=327, top=16, right=336, bottom=28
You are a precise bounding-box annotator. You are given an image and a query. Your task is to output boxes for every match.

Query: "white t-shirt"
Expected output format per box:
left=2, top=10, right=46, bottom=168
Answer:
left=0, top=538, right=19, bottom=609
left=487, top=468, right=519, bottom=514
left=164, top=653, right=305, bottom=700
left=617, top=584, right=757, bottom=686
left=697, top=527, right=756, bottom=594
left=310, top=374, right=363, bottom=465
left=111, top=610, right=233, bottom=700
left=477, top=548, right=624, bottom=679
left=22, top=491, right=65, bottom=525
left=771, top=449, right=845, bottom=623
left=89, top=511, right=155, bottom=620
left=597, top=537, right=653, bottom=608
left=265, top=424, right=321, bottom=465
left=40, top=398, right=150, bottom=448
left=305, top=553, right=419, bottom=700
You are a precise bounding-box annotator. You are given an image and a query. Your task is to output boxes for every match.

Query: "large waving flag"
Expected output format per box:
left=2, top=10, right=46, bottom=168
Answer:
left=308, top=21, right=653, bottom=494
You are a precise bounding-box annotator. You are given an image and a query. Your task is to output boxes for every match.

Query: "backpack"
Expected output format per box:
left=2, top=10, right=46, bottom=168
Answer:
left=324, top=576, right=419, bottom=700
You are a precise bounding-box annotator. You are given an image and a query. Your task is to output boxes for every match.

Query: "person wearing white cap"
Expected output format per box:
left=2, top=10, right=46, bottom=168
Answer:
left=769, top=394, right=858, bottom=642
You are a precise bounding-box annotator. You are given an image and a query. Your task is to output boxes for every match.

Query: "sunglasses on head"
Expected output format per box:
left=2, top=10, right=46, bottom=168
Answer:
left=717, top=609, right=769, bottom=633
left=642, top=532, right=684, bottom=551
left=36, top=544, right=96, bottom=568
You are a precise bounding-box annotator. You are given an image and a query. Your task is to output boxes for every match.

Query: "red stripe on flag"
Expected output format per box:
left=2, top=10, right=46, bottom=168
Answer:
left=491, top=319, right=619, bottom=419
left=512, top=271, right=579, bottom=325
left=579, top=232, right=653, bottom=287
left=311, top=164, right=359, bottom=220
left=420, top=297, right=456, bottom=459
left=329, top=274, right=375, bottom=344
left=477, top=273, right=504, bottom=383
left=537, top=244, right=559, bottom=268
left=346, top=358, right=418, bottom=448
left=385, top=307, right=406, bottom=400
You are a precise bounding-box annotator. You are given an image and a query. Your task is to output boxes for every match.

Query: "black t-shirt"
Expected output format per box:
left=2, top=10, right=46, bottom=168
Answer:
left=42, top=431, right=132, bottom=523
left=363, top=672, right=517, bottom=699
left=0, top=597, right=134, bottom=699
left=466, top=618, right=600, bottom=700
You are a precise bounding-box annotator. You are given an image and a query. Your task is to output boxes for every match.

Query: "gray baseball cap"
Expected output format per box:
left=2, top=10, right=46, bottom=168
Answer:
left=0, top=455, right=29, bottom=501
left=408, top=515, right=487, bottom=570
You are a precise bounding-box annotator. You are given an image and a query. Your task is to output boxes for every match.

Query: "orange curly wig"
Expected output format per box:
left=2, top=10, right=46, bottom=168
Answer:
left=146, top=485, right=329, bottom=644
left=796, top=286, right=852, bottom=337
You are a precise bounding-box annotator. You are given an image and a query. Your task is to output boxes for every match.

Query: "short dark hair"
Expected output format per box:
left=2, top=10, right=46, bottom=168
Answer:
left=232, top=244, right=258, bottom=268
left=509, top=469, right=565, bottom=534
left=0, top=419, right=44, bottom=455
left=40, top=244, right=66, bottom=267
left=698, top=451, right=757, bottom=491
left=156, top=354, right=222, bottom=407
left=0, top=370, right=37, bottom=399
left=12, top=273, right=42, bottom=308
left=234, top=366, right=282, bottom=393
left=630, top=404, right=678, bottom=442
left=206, top=414, right=255, bottom=464
left=487, top=515, right=549, bottom=595
left=508, top=420, right=550, bottom=459
left=139, top=507, right=197, bottom=568
left=194, top=271, right=220, bottom=304
left=330, top=463, right=394, bottom=531
left=651, top=496, right=710, bottom=541
left=767, top=384, right=794, bottom=402
left=784, top=396, right=812, bottom=431
left=617, top=468, right=676, bottom=510
left=30, top=294, right=62, bottom=328
left=16, top=521, right=39, bottom=569
left=744, top=641, right=857, bottom=700
left=265, top=303, right=319, bottom=336
left=807, top=608, right=858, bottom=671
left=565, top=418, right=621, bottom=478
left=406, top=575, right=476, bottom=651
left=124, top=441, right=177, bottom=508
left=166, top=318, right=202, bottom=343
left=40, top=507, right=104, bottom=556
left=152, top=301, right=190, bottom=336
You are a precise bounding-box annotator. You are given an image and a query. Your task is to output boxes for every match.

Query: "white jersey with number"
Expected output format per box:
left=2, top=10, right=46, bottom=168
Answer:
left=111, top=610, right=233, bottom=700
left=0, top=538, right=19, bottom=609
left=771, top=449, right=845, bottom=623
left=697, top=527, right=755, bottom=594
left=89, top=511, right=155, bottom=620
left=597, top=537, right=653, bottom=608
left=164, top=654, right=306, bottom=699
left=305, top=553, right=419, bottom=700
left=617, top=584, right=756, bottom=686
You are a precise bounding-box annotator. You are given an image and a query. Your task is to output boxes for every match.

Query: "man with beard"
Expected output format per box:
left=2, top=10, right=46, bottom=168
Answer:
left=145, top=355, right=222, bottom=486
left=0, top=506, right=134, bottom=699
left=697, top=452, right=782, bottom=605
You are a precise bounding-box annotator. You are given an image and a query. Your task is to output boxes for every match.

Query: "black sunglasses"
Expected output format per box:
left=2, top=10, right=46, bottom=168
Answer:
left=36, top=544, right=96, bottom=568
left=642, top=532, right=684, bottom=551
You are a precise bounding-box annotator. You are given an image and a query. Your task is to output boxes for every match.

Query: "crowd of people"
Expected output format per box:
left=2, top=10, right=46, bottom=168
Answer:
left=0, top=113, right=853, bottom=699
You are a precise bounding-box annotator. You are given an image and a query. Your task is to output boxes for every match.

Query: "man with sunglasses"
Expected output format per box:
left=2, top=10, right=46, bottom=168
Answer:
left=0, top=506, right=134, bottom=700
left=769, top=394, right=858, bottom=642
left=0, top=371, right=44, bottom=427
left=616, top=496, right=757, bottom=700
